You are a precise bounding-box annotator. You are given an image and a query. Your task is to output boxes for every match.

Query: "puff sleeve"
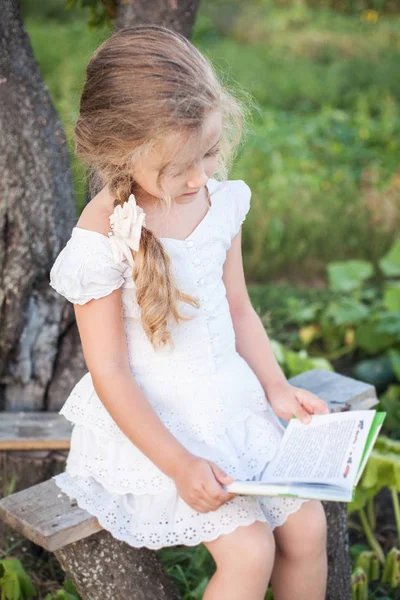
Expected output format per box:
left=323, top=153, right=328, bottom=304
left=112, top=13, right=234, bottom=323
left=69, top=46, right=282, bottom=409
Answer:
left=49, top=231, right=126, bottom=305
left=229, top=179, right=251, bottom=240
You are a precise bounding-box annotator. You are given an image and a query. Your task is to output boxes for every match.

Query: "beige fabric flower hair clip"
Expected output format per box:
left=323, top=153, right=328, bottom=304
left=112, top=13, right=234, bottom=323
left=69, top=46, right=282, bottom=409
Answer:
left=108, top=193, right=146, bottom=268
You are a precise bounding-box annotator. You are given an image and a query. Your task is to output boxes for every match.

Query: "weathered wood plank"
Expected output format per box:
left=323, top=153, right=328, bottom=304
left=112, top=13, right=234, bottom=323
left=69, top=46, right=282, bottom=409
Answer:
left=0, top=479, right=101, bottom=551
left=0, top=412, right=72, bottom=450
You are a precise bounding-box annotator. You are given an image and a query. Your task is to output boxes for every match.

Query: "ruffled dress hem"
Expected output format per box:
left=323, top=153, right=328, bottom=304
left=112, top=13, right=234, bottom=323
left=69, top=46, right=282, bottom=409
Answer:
left=53, top=472, right=311, bottom=550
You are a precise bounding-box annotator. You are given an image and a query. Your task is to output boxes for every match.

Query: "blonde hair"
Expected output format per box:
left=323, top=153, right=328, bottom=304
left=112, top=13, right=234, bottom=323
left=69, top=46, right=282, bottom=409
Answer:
left=75, top=25, right=246, bottom=350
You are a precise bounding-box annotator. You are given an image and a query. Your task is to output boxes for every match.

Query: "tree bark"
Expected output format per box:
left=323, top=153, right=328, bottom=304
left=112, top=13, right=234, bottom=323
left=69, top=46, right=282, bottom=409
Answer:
left=0, top=0, right=85, bottom=413
left=115, top=0, right=200, bottom=36
left=323, top=501, right=352, bottom=600
left=54, top=529, right=181, bottom=600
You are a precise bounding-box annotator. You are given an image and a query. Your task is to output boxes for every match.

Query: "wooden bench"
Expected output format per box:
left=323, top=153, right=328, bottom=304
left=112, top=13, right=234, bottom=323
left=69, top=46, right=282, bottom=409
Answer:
left=0, top=412, right=72, bottom=451
left=0, top=369, right=378, bottom=600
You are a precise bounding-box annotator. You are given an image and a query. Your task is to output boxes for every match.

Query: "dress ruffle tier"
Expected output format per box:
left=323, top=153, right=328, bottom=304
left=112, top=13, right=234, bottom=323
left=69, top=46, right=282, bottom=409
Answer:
left=54, top=406, right=310, bottom=549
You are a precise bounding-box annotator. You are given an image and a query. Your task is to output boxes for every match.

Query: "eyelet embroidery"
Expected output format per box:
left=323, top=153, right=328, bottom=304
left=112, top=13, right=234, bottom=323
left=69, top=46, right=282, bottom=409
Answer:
left=51, top=179, right=310, bottom=549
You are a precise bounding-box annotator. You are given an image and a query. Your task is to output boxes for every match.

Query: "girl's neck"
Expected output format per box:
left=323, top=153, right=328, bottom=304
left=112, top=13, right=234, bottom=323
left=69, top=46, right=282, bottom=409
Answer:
left=136, top=185, right=210, bottom=239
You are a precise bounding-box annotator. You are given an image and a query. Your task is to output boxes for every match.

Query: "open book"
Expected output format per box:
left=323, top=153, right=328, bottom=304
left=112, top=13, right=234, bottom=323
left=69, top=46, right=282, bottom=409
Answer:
left=222, top=410, right=386, bottom=502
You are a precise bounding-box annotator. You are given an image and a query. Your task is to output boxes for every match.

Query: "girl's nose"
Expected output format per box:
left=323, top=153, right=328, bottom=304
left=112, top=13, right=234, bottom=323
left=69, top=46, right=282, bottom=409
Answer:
left=186, top=164, right=208, bottom=189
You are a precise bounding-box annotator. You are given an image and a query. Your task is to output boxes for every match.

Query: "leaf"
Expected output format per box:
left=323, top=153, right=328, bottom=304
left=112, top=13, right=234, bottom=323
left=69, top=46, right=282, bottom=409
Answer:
left=325, top=298, right=369, bottom=326
left=0, top=559, right=36, bottom=599
left=355, top=321, right=395, bottom=354
left=384, top=283, right=400, bottom=312
left=1, top=570, right=20, bottom=600
left=327, top=261, right=374, bottom=293
left=349, top=486, right=375, bottom=514
left=308, top=357, right=333, bottom=371
left=379, top=240, right=400, bottom=277
left=55, top=591, right=81, bottom=600
left=388, top=349, right=400, bottom=381
left=350, top=543, right=371, bottom=560
left=63, top=578, right=79, bottom=595
left=375, top=312, right=400, bottom=338
left=284, top=348, right=332, bottom=377
left=190, top=576, right=209, bottom=599
left=349, top=436, right=400, bottom=514
left=362, top=437, right=400, bottom=491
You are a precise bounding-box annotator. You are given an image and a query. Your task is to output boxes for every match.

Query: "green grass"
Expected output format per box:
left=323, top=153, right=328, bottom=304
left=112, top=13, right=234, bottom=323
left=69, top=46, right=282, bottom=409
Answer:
left=21, top=0, right=400, bottom=283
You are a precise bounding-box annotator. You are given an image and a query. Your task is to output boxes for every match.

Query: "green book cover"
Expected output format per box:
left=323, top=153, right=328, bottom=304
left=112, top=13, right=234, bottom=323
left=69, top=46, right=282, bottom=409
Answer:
left=354, top=411, right=386, bottom=488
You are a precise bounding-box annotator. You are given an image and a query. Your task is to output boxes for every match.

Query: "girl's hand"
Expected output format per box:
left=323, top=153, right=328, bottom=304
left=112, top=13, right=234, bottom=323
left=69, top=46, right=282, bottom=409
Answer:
left=267, top=381, right=330, bottom=424
left=172, top=455, right=237, bottom=513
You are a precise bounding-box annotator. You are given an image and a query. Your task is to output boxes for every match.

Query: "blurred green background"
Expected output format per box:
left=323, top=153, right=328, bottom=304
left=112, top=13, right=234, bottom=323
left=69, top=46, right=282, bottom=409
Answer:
left=20, top=0, right=400, bottom=285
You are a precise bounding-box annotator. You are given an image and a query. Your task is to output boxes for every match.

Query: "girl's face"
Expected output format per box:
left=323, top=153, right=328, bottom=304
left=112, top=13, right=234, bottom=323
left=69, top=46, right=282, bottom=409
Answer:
left=132, top=109, right=222, bottom=203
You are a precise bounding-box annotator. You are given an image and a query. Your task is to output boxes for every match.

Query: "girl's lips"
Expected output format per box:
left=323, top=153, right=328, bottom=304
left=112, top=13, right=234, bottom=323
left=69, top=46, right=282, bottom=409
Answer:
left=183, top=190, right=200, bottom=196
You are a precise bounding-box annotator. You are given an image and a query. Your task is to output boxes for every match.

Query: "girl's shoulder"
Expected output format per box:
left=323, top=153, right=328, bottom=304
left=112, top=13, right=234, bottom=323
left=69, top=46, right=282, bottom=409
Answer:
left=49, top=190, right=132, bottom=305
left=209, top=178, right=252, bottom=240
left=49, top=227, right=128, bottom=305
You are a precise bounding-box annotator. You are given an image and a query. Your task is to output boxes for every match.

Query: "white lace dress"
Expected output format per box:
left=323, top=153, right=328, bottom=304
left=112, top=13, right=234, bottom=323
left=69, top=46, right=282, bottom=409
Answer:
left=49, top=177, right=310, bottom=550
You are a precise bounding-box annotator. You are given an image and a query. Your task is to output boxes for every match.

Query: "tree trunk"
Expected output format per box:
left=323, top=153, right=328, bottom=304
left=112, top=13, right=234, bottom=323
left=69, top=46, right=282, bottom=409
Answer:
left=115, top=0, right=200, bottom=36
left=55, top=529, right=181, bottom=600
left=323, top=502, right=352, bottom=600
left=0, top=0, right=86, bottom=413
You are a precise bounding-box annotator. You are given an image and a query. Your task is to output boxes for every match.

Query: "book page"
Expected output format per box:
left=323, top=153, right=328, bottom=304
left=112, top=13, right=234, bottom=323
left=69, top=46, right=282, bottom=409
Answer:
left=262, top=410, right=375, bottom=489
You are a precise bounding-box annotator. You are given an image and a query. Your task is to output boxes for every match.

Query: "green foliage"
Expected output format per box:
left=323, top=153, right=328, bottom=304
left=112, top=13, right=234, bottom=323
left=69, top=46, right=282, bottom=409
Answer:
left=352, top=436, right=400, bottom=504
left=350, top=548, right=400, bottom=600
left=22, top=1, right=400, bottom=283
left=356, top=551, right=380, bottom=582
left=157, top=545, right=215, bottom=599
left=230, top=104, right=400, bottom=282
left=381, top=548, right=400, bottom=589
left=65, top=0, right=115, bottom=28
left=380, top=385, right=400, bottom=439
left=270, top=339, right=333, bottom=377
left=328, top=261, right=374, bottom=293
left=305, top=1, right=399, bottom=15
left=273, top=240, right=400, bottom=400
left=380, top=242, right=400, bottom=278
left=0, top=560, right=35, bottom=600
left=0, top=558, right=81, bottom=600
left=349, top=436, right=400, bottom=576
left=352, top=566, right=369, bottom=600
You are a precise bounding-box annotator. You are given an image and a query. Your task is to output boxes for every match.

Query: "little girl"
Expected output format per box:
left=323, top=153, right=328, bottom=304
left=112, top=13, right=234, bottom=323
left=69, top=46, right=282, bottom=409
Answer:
left=50, top=25, right=329, bottom=600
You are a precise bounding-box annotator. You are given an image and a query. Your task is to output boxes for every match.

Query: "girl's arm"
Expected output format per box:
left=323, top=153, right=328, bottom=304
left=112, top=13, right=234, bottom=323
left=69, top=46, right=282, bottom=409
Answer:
left=223, top=228, right=329, bottom=423
left=73, top=291, right=193, bottom=479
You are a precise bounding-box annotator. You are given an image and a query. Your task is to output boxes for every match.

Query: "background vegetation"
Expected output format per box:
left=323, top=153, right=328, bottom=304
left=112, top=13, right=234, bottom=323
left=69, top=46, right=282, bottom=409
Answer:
left=21, top=0, right=400, bottom=284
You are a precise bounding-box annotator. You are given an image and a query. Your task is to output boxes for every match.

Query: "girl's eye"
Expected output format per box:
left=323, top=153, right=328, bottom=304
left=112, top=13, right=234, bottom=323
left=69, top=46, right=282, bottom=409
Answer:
left=170, top=147, right=220, bottom=177
left=205, top=146, right=220, bottom=158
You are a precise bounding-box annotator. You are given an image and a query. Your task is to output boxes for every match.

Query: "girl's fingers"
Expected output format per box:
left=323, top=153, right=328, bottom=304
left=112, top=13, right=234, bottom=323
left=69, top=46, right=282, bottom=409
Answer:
left=294, top=404, right=312, bottom=424
left=297, top=390, right=330, bottom=414
left=192, top=499, right=213, bottom=513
